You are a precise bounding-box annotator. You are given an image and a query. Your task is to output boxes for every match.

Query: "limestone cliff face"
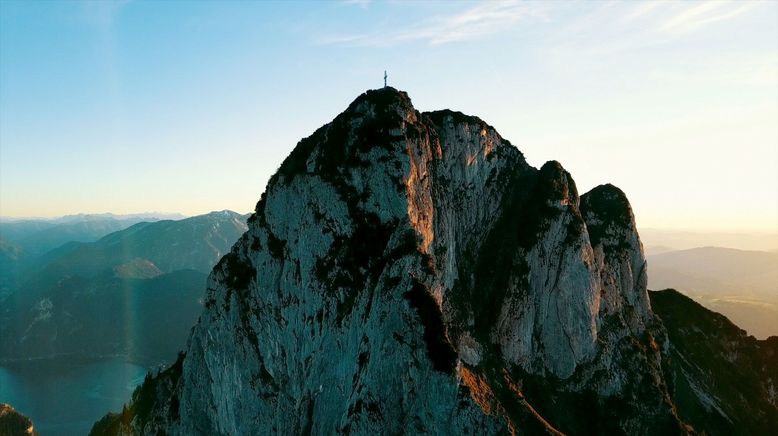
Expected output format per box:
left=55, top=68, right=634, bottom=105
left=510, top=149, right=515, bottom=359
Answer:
left=91, top=88, right=685, bottom=435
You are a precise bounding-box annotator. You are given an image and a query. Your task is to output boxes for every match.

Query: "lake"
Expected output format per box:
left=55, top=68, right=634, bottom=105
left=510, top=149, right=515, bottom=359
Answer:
left=0, top=358, right=148, bottom=436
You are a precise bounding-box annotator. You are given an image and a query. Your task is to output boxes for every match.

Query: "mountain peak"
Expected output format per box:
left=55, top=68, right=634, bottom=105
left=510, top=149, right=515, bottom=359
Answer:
left=581, top=183, right=633, bottom=222
left=91, top=90, right=777, bottom=436
left=348, top=86, right=414, bottom=112
left=95, top=90, right=670, bottom=434
left=581, top=183, right=636, bottom=249
left=537, top=160, right=579, bottom=204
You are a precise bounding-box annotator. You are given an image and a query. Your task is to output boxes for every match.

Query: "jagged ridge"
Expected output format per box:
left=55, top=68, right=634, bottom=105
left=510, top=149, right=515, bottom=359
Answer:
left=650, top=289, right=778, bottom=435
left=92, top=88, right=777, bottom=435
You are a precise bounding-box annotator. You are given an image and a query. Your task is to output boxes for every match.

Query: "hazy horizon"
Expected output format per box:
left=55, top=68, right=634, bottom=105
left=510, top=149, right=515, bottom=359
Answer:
left=1, top=210, right=777, bottom=235
left=3, top=208, right=776, bottom=253
left=1, top=0, right=776, bottom=233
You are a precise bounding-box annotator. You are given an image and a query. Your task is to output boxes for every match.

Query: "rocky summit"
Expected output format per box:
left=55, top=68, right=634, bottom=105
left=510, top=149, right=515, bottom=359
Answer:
left=91, top=88, right=778, bottom=435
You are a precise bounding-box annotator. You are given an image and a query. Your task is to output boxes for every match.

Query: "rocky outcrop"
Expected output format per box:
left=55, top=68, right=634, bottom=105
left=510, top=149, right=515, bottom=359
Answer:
left=91, top=88, right=774, bottom=435
left=0, top=404, right=37, bottom=436
left=650, top=289, right=778, bottom=435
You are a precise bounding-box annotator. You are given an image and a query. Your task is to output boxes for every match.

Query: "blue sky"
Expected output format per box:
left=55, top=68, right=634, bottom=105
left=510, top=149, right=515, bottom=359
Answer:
left=1, top=0, right=776, bottom=232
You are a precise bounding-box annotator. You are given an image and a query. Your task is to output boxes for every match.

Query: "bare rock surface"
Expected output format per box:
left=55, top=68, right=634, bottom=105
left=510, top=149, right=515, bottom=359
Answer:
left=90, top=88, right=777, bottom=436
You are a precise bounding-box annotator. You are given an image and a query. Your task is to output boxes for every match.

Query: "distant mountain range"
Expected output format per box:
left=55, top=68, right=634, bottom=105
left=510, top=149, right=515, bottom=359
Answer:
left=640, top=228, right=778, bottom=253
left=0, top=211, right=248, bottom=366
left=648, top=247, right=777, bottom=339
left=0, top=213, right=183, bottom=297
left=0, top=213, right=188, bottom=257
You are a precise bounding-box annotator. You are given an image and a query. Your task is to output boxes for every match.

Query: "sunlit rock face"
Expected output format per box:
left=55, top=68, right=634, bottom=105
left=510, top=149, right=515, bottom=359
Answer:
left=92, top=88, right=686, bottom=435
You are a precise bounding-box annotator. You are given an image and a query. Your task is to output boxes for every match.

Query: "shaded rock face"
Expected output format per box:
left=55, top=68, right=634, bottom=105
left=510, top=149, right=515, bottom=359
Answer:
left=0, top=404, right=38, bottom=436
left=650, top=289, right=778, bottom=435
left=94, top=88, right=687, bottom=435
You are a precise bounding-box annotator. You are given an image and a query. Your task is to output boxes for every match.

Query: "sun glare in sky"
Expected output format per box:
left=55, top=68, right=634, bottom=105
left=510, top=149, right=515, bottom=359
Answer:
left=0, top=0, right=776, bottom=232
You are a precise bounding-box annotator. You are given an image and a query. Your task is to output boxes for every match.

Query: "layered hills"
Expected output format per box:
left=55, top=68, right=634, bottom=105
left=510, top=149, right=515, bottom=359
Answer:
left=0, top=211, right=247, bottom=366
left=648, top=247, right=777, bottom=338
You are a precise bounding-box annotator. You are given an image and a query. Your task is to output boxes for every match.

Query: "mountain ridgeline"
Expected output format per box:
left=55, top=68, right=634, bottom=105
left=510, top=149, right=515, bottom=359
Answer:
left=0, top=211, right=248, bottom=366
left=92, top=88, right=777, bottom=435
left=647, top=247, right=778, bottom=339
left=0, top=215, right=158, bottom=297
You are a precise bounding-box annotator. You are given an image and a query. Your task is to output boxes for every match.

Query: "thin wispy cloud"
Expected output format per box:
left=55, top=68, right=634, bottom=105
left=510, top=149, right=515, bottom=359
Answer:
left=321, top=1, right=761, bottom=50
left=341, top=0, right=372, bottom=9
left=319, top=0, right=548, bottom=46
left=660, top=0, right=757, bottom=34
left=549, top=0, right=765, bottom=58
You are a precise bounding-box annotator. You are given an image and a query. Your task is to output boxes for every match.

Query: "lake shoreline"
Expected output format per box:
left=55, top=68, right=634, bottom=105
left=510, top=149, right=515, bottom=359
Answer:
left=1, top=357, right=151, bottom=436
